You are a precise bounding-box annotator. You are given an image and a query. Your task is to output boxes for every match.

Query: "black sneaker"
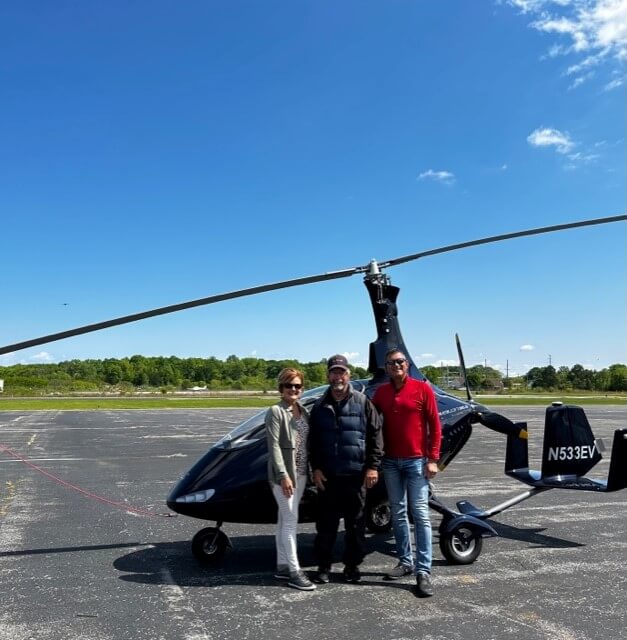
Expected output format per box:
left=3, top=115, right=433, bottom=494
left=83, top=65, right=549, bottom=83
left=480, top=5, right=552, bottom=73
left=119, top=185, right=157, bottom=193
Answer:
left=415, top=572, right=434, bottom=597
left=274, top=565, right=290, bottom=580
left=385, top=563, right=414, bottom=580
left=314, top=568, right=330, bottom=584
left=287, top=571, right=316, bottom=591
left=343, top=566, right=361, bottom=583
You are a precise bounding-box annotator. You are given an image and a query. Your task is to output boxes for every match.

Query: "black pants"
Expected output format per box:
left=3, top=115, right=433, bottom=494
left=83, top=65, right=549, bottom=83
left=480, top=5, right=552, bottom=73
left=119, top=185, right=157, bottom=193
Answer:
left=314, top=475, right=366, bottom=570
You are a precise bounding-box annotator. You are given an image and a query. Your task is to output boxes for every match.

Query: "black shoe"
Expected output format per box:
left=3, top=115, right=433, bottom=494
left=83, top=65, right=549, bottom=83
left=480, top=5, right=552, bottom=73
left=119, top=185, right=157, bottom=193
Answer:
left=385, top=563, right=414, bottom=580
left=314, top=568, right=330, bottom=584
left=343, top=566, right=361, bottom=583
left=287, top=571, right=316, bottom=591
left=415, top=572, right=434, bottom=597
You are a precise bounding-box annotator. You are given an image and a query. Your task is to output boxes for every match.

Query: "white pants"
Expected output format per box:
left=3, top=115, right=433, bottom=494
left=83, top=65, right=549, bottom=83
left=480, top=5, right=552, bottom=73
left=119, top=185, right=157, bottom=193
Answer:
left=271, top=474, right=307, bottom=573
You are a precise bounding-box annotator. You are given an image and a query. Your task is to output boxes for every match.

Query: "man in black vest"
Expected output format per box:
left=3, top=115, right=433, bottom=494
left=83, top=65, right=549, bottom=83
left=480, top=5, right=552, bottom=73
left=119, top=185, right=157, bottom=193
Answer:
left=309, top=354, right=382, bottom=583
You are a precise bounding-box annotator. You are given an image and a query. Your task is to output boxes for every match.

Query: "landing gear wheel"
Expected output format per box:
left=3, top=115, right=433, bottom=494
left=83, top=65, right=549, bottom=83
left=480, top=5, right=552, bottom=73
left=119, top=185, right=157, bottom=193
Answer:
left=439, top=525, right=483, bottom=565
left=366, top=500, right=392, bottom=533
left=191, top=527, right=229, bottom=566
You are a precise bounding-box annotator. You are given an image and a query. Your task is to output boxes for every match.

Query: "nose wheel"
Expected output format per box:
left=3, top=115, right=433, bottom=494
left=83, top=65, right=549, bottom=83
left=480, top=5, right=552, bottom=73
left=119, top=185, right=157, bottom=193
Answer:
left=439, top=524, right=483, bottom=565
left=191, top=527, right=230, bottom=566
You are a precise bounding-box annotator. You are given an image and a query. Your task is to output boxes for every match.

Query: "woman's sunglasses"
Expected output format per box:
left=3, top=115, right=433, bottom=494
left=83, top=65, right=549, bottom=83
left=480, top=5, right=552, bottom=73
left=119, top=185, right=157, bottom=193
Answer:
left=282, top=383, right=302, bottom=390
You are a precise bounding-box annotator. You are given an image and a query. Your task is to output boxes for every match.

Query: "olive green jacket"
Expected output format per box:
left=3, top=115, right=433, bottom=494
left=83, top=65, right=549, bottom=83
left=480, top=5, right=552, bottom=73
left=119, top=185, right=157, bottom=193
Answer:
left=265, top=400, right=310, bottom=486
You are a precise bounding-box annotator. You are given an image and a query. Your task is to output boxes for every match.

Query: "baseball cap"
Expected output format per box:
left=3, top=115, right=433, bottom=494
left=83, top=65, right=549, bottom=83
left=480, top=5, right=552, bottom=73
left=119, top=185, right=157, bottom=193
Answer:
left=327, top=354, right=349, bottom=371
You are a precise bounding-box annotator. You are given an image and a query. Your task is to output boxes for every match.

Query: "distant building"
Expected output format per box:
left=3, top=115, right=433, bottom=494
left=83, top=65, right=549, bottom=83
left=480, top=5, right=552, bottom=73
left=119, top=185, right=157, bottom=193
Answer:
left=0, top=379, right=4, bottom=393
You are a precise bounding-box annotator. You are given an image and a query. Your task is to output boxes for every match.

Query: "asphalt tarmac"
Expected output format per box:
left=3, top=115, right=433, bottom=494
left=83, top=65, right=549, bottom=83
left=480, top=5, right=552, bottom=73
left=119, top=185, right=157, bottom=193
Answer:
left=1, top=406, right=625, bottom=640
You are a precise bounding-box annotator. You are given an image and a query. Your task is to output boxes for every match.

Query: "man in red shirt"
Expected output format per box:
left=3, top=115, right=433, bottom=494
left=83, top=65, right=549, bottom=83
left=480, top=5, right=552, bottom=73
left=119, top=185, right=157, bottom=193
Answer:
left=372, top=349, right=442, bottom=597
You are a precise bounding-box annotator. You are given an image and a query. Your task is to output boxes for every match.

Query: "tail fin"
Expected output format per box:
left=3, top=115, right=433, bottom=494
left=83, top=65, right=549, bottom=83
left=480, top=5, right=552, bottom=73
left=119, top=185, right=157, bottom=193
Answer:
left=475, top=411, right=530, bottom=477
left=505, top=422, right=529, bottom=473
left=541, top=405, right=602, bottom=478
left=606, top=428, right=627, bottom=492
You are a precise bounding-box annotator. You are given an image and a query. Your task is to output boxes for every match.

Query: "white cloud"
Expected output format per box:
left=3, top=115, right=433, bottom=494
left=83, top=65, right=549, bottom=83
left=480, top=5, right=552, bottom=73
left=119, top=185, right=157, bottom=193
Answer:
left=420, top=353, right=434, bottom=358
left=430, top=359, right=458, bottom=367
left=504, top=0, right=627, bottom=87
left=528, top=127, right=603, bottom=168
left=604, top=75, right=624, bottom=89
left=520, top=344, right=536, bottom=351
left=417, top=169, right=456, bottom=185
left=568, top=68, right=596, bottom=87
left=342, top=351, right=360, bottom=362
left=527, top=127, right=575, bottom=153
left=567, top=151, right=600, bottom=162
left=29, top=351, right=54, bottom=363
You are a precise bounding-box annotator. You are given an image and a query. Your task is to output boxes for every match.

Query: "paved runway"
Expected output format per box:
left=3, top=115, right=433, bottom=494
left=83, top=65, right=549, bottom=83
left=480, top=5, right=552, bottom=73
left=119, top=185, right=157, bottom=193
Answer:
left=1, top=407, right=625, bottom=640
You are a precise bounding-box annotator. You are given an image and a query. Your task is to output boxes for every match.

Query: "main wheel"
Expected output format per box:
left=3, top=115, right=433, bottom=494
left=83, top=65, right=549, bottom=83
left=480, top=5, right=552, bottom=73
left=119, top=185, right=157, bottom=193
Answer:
left=191, top=527, right=229, bottom=566
left=439, top=525, right=483, bottom=565
left=366, top=499, right=392, bottom=533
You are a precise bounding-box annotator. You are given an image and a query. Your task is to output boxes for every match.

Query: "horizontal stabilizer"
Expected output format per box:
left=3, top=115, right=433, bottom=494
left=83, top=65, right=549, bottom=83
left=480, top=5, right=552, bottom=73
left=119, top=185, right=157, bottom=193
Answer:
left=456, top=500, right=484, bottom=518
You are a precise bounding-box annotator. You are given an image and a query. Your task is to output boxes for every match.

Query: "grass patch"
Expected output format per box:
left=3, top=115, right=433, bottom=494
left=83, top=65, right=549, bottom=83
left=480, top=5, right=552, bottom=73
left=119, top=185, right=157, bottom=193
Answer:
left=472, top=394, right=627, bottom=406
left=0, top=396, right=277, bottom=410
left=0, top=393, right=625, bottom=410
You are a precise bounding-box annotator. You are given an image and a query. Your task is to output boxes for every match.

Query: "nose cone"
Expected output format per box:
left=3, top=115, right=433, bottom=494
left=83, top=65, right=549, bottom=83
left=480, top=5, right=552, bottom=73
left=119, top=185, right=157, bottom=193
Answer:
left=166, top=437, right=276, bottom=523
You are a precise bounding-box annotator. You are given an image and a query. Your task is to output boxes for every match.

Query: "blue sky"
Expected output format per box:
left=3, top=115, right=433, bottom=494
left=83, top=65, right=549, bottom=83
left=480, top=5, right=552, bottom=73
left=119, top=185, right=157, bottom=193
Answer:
left=1, top=1, right=625, bottom=376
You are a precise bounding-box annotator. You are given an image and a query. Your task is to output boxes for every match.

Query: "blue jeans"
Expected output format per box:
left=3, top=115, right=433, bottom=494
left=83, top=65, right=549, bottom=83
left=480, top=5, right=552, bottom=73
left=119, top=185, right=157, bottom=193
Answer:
left=382, top=456, right=432, bottom=575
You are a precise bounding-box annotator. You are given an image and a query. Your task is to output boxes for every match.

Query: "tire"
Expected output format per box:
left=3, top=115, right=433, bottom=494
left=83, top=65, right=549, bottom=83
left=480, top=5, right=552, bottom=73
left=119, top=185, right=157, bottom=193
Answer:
left=191, top=527, right=229, bottom=566
left=366, top=499, right=392, bottom=534
left=439, top=525, right=483, bottom=565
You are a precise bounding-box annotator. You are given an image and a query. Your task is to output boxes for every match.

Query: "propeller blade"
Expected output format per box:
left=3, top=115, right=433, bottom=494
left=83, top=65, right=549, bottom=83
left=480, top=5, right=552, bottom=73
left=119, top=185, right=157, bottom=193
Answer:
left=1, top=214, right=624, bottom=355
left=379, top=214, right=626, bottom=269
left=455, top=333, right=473, bottom=402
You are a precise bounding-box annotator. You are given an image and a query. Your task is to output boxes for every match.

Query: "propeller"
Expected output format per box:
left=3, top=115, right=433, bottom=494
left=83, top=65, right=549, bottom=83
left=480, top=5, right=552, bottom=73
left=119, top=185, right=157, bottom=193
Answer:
left=1, top=214, right=625, bottom=356
left=455, top=333, right=473, bottom=403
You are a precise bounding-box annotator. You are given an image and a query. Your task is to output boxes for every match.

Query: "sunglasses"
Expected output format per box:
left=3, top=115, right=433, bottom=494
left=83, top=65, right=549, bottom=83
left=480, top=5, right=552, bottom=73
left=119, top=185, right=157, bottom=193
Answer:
left=282, top=383, right=302, bottom=390
left=386, top=358, right=407, bottom=367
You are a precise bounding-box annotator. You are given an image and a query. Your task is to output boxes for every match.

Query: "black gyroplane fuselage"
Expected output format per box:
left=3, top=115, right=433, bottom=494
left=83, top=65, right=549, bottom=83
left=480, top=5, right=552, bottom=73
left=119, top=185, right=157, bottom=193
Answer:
left=167, top=263, right=627, bottom=566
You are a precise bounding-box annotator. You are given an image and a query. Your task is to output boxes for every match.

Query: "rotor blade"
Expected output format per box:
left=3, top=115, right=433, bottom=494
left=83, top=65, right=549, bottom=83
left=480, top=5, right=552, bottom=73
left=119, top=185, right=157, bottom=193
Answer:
left=1, top=213, right=625, bottom=356
left=379, top=214, right=626, bottom=269
left=0, top=268, right=357, bottom=356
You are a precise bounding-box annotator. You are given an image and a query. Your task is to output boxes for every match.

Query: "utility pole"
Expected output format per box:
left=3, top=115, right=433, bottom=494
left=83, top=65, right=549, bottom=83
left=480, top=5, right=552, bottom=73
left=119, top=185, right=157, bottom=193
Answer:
left=549, top=354, right=552, bottom=367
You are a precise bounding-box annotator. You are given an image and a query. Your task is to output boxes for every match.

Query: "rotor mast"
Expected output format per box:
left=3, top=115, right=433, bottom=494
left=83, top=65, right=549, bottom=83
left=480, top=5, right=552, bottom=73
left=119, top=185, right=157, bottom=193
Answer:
left=363, top=260, right=424, bottom=382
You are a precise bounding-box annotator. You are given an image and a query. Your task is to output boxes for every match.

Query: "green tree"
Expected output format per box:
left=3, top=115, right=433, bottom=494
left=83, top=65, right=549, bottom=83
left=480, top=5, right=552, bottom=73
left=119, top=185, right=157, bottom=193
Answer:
left=539, top=365, right=558, bottom=390
left=607, top=364, right=627, bottom=391
left=421, top=366, right=440, bottom=384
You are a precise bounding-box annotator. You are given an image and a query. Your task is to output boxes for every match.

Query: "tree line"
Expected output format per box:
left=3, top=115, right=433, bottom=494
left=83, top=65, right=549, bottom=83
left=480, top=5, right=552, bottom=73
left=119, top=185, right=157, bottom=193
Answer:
left=424, top=362, right=627, bottom=392
left=0, top=355, right=368, bottom=395
left=0, top=356, right=625, bottom=395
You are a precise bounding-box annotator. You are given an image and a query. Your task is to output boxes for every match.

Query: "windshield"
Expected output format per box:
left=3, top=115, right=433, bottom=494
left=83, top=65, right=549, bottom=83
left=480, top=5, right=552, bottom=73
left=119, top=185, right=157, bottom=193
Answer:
left=214, top=380, right=368, bottom=448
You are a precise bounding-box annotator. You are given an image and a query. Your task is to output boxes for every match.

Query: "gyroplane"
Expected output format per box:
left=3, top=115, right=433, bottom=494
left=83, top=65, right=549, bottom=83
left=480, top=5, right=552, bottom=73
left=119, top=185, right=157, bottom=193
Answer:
left=1, top=215, right=626, bottom=566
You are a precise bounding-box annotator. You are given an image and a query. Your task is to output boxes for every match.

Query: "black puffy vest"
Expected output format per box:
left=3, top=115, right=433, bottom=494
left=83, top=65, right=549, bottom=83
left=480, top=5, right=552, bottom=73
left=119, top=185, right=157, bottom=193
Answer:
left=309, top=390, right=368, bottom=476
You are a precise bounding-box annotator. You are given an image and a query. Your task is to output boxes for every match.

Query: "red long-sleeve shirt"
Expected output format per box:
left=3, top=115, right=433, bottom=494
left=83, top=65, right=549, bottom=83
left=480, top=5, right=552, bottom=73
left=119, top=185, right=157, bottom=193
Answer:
left=372, top=377, right=442, bottom=460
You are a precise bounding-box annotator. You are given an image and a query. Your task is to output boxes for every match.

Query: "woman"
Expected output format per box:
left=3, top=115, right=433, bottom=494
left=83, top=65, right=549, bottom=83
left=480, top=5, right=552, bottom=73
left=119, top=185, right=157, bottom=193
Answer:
left=265, top=367, right=315, bottom=591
